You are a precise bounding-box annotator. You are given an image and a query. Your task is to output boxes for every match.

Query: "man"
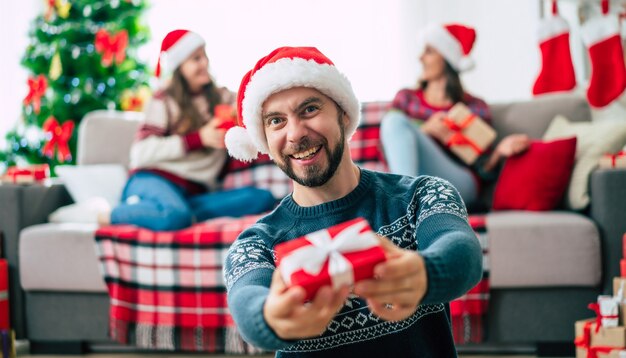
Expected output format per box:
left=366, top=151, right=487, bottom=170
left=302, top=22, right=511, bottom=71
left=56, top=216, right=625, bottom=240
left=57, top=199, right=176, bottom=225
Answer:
left=223, top=46, right=482, bottom=357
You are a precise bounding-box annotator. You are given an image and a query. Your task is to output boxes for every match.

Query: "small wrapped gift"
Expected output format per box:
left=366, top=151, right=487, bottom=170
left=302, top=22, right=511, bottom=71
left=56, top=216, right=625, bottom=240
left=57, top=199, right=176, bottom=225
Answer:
left=214, top=104, right=236, bottom=130
left=591, top=296, right=620, bottom=329
left=274, top=218, right=386, bottom=300
left=599, top=151, right=626, bottom=169
left=0, top=260, right=8, bottom=331
left=1, top=164, right=49, bottom=184
left=443, top=103, right=497, bottom=165
left=575, top=318, right=626, bottom=358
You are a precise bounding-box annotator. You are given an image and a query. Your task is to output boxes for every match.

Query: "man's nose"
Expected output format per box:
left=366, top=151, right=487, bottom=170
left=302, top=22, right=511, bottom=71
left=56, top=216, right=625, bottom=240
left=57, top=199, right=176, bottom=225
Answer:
left=286, top=117, right=309, bottom=143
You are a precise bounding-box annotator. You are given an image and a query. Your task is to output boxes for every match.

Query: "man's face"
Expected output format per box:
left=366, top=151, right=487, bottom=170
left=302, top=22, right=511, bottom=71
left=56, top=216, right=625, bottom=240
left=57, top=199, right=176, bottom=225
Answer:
left=262, top=87, right=347, bottom=187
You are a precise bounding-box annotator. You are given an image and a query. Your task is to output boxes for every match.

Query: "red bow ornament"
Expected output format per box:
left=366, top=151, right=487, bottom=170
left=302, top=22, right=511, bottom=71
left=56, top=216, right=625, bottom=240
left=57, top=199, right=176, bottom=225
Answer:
left=95, top=29, right=128, bottom=67
left=24, top=75, right=48, bottom=114
left=42, top=117, right=74, bottom=162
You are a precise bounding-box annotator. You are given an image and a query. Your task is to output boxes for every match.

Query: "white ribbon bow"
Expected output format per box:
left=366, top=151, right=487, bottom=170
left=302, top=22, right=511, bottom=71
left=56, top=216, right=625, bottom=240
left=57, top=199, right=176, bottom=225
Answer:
left=279, top=220, right=379, bottom=290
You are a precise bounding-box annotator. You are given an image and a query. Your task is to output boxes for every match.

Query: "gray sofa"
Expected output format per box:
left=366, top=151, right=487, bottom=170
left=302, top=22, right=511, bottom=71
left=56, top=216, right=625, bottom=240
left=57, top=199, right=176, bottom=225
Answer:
left=2, top=94, right=625, bottom=355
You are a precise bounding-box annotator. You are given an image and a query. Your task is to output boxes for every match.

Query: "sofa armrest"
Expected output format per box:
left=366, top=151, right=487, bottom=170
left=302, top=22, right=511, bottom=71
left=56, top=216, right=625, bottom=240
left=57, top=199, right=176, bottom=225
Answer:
left=0, top=182, right=73, bottom=338
left=590, top=168, right=626, bottom=295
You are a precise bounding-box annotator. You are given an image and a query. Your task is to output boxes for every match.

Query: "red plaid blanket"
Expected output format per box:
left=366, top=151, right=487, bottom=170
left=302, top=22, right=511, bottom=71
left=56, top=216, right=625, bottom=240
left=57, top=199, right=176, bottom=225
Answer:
left=95, top=216, right=266, bottom=353
left=95, top=214, right=489, bottom=351
left=451, top=214, right=490, bottom=345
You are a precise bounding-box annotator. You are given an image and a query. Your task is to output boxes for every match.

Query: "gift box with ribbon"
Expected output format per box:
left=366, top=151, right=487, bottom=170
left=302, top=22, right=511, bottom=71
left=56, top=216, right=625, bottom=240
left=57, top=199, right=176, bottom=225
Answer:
left=214, top=104, right=236, bottom=130
left=1, top=164, right=49, bottom=184
left=575, top=318, right=626, bottom=358
left=599, top=151, right=626, bottom=169
left=0, top=259, right=8, bottom=331
left=443, top=103, right=497, bottom=165
left=275, top=218, right=386, bottom=300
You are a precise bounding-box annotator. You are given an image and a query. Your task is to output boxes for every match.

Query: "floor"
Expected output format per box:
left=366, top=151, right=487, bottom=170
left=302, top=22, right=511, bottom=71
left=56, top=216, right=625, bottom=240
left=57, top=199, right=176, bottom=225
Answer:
left=12, top=340, right=572, bottom=358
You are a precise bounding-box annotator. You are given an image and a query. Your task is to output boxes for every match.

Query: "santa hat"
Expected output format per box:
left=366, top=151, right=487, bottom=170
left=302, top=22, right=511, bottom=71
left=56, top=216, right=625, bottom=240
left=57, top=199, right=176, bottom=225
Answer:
left=421, top=23, right=476, bottom=72
left=155, top=29, right=205, bottom=78
left=225, top=46, right=360, bottom=162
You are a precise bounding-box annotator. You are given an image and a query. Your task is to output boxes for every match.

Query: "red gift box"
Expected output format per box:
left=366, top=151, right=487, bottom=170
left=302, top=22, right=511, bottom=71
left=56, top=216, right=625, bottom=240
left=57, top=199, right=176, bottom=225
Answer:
left=599, top=151, right=626, bottom=169
left=275, top=218, right=386, bottom=300
left=214, top=104, right=236, bottom=130
left=0, top=259, right=9, bottom=330
left=2, top=164, right=49, bottom=184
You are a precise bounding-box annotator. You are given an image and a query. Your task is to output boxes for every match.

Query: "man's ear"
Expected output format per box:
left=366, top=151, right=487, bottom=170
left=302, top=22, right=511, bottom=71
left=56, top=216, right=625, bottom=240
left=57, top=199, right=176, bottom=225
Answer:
left=341, top=111, right=350, bottom=128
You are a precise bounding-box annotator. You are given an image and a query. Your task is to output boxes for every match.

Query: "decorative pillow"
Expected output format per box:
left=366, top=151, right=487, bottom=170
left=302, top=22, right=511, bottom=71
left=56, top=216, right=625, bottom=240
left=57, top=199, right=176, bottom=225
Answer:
left=492, top=137, right=577, bottom=211
left=55, top=164, right=128, bottom=206
left=49, top=164, right=128, bottom=223
left=543, top=115, right=626, bottom=210
left=48, top=197, right=110, bottom=224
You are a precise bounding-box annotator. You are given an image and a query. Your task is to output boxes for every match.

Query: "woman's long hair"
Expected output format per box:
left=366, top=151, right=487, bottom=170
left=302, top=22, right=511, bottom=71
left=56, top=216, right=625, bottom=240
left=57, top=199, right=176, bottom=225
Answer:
left=166, top=68, right=222, bottom=135
left=419, top=60, right=465, bottom=104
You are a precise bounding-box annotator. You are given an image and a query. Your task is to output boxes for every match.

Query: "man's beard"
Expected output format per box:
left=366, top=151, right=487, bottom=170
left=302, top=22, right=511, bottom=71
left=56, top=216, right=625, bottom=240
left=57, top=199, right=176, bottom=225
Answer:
left=277, top=119, right=345, bottom=188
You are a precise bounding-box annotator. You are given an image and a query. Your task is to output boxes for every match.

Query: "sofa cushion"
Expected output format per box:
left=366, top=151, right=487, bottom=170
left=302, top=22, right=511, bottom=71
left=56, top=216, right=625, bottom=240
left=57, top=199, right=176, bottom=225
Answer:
left=19, top=223, right=106, bottom=292
left=487, top=211, right=601, bottom=288
left=543, top=115, right=626, bottom=210
left=492, top=137, right=576, bottom=211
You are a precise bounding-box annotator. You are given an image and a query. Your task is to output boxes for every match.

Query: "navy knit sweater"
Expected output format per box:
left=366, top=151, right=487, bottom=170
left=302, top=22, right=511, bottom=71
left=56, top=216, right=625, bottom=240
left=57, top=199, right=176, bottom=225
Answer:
left=224, top=169, right=482, bottom=357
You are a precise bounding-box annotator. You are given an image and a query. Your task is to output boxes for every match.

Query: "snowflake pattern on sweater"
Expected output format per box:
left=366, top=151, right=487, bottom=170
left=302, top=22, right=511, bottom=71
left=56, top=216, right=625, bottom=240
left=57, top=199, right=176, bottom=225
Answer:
left=224, top=170, right=481, bottom=357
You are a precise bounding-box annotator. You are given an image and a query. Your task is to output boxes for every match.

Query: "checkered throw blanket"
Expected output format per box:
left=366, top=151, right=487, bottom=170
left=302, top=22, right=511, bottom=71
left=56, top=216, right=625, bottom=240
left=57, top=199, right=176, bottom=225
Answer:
left=95, top=216, right=266, bottom=353
left=94, top=101, right=489, bottom=351
left=451, top=214, right=490, bottom=344
left=94, top=214, right=489, bottom=351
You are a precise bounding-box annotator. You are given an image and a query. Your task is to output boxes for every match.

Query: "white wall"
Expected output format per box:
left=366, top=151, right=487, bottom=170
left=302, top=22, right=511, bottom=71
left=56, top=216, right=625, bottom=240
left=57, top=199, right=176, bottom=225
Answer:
left=0, top=0, right=41, bottom=141
left=1, top=0, right=549, bottom=138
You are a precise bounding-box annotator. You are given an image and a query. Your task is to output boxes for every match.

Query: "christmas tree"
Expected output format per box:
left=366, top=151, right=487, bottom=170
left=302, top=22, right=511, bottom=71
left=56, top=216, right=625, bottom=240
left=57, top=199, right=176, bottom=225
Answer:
left=0, top=0, right=152, bottom=174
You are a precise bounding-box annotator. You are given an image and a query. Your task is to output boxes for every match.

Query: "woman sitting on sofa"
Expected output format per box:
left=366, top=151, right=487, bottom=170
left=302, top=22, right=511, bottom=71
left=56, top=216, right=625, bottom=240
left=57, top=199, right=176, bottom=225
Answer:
left=381, top=23, right=530, bottom=208
left=99, top=29, right=275, bottom=231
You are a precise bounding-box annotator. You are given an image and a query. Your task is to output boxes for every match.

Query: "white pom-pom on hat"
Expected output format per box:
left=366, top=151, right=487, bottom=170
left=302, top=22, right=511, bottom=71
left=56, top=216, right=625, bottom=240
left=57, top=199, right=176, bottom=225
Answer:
left=224, top=126, right=258, bottom=162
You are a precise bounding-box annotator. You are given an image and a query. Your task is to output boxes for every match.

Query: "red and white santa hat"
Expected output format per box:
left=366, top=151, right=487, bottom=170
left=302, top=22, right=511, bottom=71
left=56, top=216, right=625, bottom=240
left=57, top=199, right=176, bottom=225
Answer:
left=155, top=29, right=205, bottom=77
left=421, top=23, right=477, bottom=72
left=225, top=46, right=360, bottom=162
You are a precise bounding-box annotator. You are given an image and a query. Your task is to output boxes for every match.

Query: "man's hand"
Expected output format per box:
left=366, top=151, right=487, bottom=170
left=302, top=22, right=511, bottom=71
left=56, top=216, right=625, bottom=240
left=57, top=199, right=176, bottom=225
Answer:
left=421, top=111, right=453, bottom=144
left=198, top=120, right=226, bottom=149
left=353, top=236, right=427, bottom=321
left=264, top=270, right=350, bottom=340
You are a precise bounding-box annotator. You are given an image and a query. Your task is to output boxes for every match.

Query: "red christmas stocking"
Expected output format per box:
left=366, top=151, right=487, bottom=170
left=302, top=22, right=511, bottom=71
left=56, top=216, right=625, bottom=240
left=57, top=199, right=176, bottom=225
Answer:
left=532, top=1, right=576, bottom=95
left=581, top=10, right=626, bottom=108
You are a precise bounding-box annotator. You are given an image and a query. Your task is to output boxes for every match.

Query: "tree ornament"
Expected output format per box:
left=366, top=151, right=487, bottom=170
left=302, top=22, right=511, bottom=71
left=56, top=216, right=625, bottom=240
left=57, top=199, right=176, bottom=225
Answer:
left=94, top=29, right=128, bottom=67
left=23, top=75, right=48, bottom=114
left=49, top=52, right=62, bottom=80
left=120, top=86, right=151, bottom=112
left=55, top=0, right=71, bottom=19
left=42, top=117, right=74, bottom=162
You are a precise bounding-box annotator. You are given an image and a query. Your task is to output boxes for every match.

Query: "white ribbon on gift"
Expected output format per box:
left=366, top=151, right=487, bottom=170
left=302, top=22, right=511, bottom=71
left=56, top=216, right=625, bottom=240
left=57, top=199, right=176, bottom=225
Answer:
left=279, top=220, right=380, bottom=290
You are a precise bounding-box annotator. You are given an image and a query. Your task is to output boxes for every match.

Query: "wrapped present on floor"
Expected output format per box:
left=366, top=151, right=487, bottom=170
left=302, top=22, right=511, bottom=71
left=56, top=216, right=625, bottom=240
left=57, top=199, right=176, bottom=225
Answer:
left=0, top=259, right=8, bottom=331
left=275, top=217, right=386, bottom=300
left=0, top=329, right=16, bottom=358
left=1, top=164, right=49, bottom=184
left=599, top=151, right=626, bottom=169
left=443, top=103, right=497, bottom=165
left=575, top=318, right=626, bottom=358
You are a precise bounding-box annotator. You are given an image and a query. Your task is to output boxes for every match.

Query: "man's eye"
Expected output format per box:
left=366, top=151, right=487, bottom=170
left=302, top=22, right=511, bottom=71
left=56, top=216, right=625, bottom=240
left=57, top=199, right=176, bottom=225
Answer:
left=268, top=117, right=283, bottom=127
left=303, top=105, right=319, bottom=114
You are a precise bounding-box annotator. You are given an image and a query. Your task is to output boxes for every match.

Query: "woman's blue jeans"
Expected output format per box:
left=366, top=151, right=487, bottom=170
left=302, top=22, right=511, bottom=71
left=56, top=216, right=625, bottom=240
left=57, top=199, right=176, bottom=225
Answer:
left=110, top=171, right=276, bottom=231
left=380, top=110, right=478, bottom=206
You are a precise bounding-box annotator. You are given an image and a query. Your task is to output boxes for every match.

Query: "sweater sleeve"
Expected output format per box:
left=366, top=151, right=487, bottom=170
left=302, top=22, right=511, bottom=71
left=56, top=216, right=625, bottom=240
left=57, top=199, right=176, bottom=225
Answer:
left=412, top=176, right=483, bottom=305
left=224, top=233, right=295, bottom=351
left=129, top=97, right=194, bottom=168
